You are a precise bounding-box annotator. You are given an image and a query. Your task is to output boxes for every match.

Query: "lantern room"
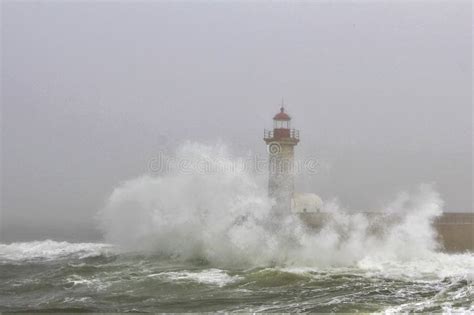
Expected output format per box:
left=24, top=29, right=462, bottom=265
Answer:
left=273, top=107, right=291, bottom=129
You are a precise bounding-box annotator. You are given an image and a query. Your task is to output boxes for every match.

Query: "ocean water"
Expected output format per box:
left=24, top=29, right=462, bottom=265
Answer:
left=0, top=241, right=472, bottom=313
left=1, top=143, right=473, bottom=312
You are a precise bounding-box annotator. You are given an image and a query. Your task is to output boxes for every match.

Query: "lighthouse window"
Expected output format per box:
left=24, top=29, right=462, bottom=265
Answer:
left=274, top=120, right=290, bottom=129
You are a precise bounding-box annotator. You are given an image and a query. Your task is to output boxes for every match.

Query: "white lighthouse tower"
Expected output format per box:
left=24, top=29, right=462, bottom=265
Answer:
left=264, top=106, right=299, bottom=214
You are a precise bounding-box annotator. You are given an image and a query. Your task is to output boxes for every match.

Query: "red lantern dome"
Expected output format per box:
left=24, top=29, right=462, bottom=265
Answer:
left=273, top=107, right=291, bottom=121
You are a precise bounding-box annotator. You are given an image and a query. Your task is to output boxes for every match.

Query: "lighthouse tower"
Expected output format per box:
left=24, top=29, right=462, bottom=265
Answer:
left=264, top=106, right=299, bottom=214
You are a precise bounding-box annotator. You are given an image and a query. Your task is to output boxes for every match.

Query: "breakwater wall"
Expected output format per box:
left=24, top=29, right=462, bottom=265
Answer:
left=299, top=212, right=473, bottom=253
left=434, top=213, right=473, bottom=252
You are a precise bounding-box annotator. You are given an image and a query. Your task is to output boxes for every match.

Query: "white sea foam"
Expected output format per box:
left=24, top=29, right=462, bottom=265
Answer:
left=154, top=268, right=241, bottom=287
left=98, top=142, right=472, bottom=276
left=384, top=291, right=474, bottom=314
left=357, top=252, right=474, bottom=281
left=65, top=274, right=111, bottom=291
left=0, top=240, right=114, bottom=262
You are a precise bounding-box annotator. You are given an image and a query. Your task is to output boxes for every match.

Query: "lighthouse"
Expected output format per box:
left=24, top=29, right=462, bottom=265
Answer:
left=264, top=106, right=299, bottom=215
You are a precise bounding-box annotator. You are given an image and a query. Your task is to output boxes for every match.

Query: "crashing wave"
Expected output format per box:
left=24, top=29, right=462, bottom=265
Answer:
left=0, top=240, right=114, bottom=262
left=97, top=142, right=452, bottom=269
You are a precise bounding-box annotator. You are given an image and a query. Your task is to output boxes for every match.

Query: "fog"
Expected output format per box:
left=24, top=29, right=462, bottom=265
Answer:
left=1, top=1, right=472, bottom=242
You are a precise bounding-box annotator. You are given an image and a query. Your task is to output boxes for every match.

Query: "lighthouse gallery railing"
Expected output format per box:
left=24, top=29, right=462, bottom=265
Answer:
left=264, top=129, right=300, bottom=140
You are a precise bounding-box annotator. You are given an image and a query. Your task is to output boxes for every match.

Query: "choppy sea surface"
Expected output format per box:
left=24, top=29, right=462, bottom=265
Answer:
left=0, top=240, right=472, bottom=313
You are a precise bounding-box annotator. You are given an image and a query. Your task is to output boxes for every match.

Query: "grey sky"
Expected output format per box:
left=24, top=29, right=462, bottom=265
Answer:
left=1, top=1, right=472, bottom=242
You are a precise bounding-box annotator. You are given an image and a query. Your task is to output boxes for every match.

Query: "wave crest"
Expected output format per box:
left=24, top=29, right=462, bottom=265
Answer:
left=0, top=240, right=114, bottom=262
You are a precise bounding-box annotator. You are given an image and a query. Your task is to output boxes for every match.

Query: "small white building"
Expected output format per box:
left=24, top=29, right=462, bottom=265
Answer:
left=291, top=192, right=323, bottom=213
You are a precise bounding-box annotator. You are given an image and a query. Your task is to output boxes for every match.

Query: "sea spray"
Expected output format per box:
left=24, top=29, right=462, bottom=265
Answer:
left=98, top=142, right=275, bottom=266
left=97, top=142, right=445, bottom=268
